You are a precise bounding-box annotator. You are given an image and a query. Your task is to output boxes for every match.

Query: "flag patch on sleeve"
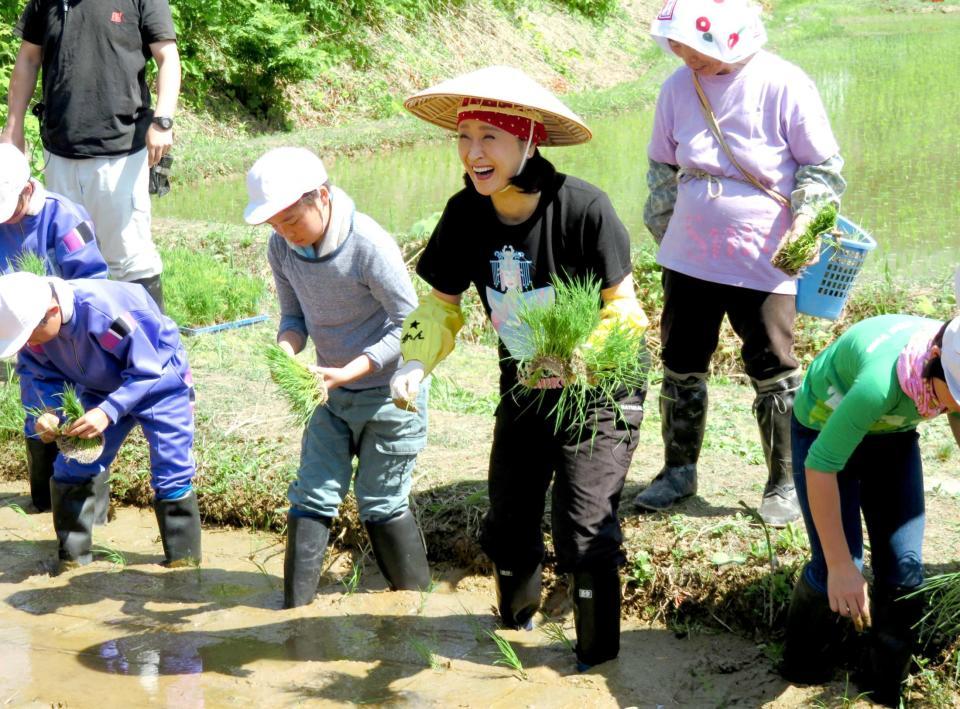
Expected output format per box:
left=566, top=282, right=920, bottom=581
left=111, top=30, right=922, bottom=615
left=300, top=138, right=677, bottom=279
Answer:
left=100, top=312, right=138, bottom=349
left=62, top=222, right=96, bottom=254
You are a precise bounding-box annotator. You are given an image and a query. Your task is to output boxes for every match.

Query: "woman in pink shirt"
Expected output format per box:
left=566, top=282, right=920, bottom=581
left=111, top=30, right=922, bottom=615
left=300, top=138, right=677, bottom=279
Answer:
left=634, top=0, right=845, bottom=526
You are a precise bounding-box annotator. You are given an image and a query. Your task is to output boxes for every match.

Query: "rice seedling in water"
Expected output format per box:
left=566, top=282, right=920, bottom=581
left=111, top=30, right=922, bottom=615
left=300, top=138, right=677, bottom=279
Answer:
left=161, top=247, right=266, bottom=328
left=55, top=384, right=104, bottom=464
left=485, top=629, right=527, bottom=679
left=2, top=502, right=29, bottom=518
left=514, top=275, right=647, bottom=436
left=340, top=557, right=363, bottom=596
left=771, top=202, right=839, bottom=276
left=93, top=544, right=127, bottom=568
left=13, top=251, right=47, bottom=276
left=540, top=619, right=574, bottom=652
left=264, top=344, right=328, bottom=426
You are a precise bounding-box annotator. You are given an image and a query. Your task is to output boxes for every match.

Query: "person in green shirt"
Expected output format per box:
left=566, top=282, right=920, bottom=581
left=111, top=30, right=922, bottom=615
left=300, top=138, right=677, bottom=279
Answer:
left=779, top=311, right=960, bottom=707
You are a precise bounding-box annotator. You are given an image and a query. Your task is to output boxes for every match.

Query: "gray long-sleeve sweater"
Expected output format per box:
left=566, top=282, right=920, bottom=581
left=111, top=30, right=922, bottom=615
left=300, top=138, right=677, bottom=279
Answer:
left=267, top=195, right=416, bottom=390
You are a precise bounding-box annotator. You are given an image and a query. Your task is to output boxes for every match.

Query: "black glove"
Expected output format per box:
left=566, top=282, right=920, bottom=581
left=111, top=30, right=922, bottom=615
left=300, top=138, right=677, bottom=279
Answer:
left=149, top=154, right=173, bottom=197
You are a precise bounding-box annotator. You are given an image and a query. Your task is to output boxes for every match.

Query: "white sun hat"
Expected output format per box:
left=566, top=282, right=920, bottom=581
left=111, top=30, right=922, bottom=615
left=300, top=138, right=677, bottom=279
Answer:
left=244, top=147, right=329, bottom=225
left=942, top=268, right=960, bottom=404
left=650, top=0, right=767, bottom=65
left=0, top=272, right=51, bottom=359
left=404, top=66, right=592, bottom=147
left=0, top=143, right=31, bottom=223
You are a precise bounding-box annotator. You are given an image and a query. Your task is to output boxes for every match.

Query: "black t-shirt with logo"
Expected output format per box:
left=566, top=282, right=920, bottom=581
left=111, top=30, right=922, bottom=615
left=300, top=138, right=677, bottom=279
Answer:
left=416, top=160, right=633, bottom=393
left=17, top=0, right=176, bottom=158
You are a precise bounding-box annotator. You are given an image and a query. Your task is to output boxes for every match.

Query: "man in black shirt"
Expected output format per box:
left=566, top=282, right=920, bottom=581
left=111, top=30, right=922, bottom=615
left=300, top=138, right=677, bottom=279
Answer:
left=1, top=0, right=181, bottom=310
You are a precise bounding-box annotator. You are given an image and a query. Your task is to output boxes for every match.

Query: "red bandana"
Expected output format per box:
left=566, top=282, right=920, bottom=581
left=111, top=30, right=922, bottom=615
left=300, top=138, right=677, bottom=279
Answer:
left=457, top=98, right=547, bottom=145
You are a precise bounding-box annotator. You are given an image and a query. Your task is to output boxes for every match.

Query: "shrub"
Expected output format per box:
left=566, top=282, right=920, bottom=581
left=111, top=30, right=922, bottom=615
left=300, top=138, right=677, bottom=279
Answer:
left=161, top=247, right=267, bottom=328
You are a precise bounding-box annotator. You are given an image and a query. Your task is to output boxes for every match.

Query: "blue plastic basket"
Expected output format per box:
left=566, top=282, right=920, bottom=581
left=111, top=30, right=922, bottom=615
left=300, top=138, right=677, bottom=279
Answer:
left=796, top=215, right=876, bottom=320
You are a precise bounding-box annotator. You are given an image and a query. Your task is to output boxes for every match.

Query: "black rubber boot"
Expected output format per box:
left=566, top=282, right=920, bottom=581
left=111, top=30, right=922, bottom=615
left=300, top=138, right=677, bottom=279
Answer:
left=856, top=585, right=924, bottom=707
left=752, top=372, right=802, bottom=528
left=780, top=572, right=844, bottom=684
left=132, top=274, right=165, bottom=313
left=365, top=508, right=431, bottom=591
left=154, top=491, right=202, bottom=567
left=573, top=566, right=621, bottom=670
left=494, top=563, right=542, bottom=630
left=50, top=477, right=97, bottom=568
left=92, top=469, right=111, bottom=526
left=283, top=512, right=331, bottom=608
left=634, top=370, right=707, bottom=511
left=26, top=438, right=57, bottom=512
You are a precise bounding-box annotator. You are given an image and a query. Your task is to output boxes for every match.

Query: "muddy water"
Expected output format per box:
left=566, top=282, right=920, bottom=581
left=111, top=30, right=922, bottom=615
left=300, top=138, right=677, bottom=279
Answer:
left=155, top=14, right=960, bottom=279
left=0, top=482, right=826, bottom=708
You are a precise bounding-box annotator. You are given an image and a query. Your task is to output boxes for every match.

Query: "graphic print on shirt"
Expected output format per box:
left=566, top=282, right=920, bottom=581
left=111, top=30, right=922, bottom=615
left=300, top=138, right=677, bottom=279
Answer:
left=485, top=245, right=554, bottom=359
left=808, top=384, right=917, bottom=432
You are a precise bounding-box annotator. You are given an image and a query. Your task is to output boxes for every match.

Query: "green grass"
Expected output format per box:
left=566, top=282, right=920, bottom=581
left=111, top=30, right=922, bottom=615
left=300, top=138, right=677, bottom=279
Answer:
left=0, top=374, right=25, bottom=442
left=485, top=629, right=527, bottom=680
left=161, top=247, right=267, bottom=328
left=264, top=344, right=328, bottom=427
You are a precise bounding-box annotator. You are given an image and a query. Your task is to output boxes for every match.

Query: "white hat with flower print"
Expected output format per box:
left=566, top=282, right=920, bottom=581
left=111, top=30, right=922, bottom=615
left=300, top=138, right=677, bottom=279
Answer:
left=650, top=0, right=767, bottom=65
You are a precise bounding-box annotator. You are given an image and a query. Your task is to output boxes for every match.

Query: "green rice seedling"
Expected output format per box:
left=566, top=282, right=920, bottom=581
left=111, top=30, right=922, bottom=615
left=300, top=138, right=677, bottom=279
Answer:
left=12, top=251, right=47, bottom=276
left=485, top=629, right=527, bottom=680
left=2, top=502, right=29, bottom=518
left=264, top=344, right=328, bottom=426
left=0, top=374, right=26, bottom=442
left=910, top=572, right=960, bottom=642
left=93, top=544, right=127, bottom=568
left=55, top=384, right=104, bottom=464
left=408, top=637, right=444, bottom=671
left=771, top=202, right=839, bottom=276
left=161, top=247, right=266, bottom=328
left=514, top=274, right=647, bottom=436
left=340, top=557, right=363, bottom=596
left=539, top=619, right=574, bottom=653
left=416, top=578, right=438, bottom=616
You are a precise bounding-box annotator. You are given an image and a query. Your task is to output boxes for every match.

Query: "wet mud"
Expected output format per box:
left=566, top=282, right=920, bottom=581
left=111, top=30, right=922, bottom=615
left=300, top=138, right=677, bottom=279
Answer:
left=0, top=481, right=843, bottom=707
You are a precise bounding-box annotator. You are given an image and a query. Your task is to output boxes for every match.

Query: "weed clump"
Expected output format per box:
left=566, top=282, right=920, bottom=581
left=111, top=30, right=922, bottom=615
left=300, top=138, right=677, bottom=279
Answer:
left=264, top=344, right=328, bottom=426
left=161, top=247, right=266, bottom=328
left=514, top=275, right=647, bottom=434
left=771, top=203, right=839, bottom=276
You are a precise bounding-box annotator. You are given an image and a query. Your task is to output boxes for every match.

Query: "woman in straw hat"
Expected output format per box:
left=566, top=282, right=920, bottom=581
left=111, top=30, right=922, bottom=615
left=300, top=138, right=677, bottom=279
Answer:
left=633, top=0, right=847, bottom=528
left=391, top=65, right=649, bottom=670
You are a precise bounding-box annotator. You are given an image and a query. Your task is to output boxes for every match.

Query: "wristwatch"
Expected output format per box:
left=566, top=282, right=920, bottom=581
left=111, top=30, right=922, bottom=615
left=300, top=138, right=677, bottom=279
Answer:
left=151, top=115, right=174, bottom=130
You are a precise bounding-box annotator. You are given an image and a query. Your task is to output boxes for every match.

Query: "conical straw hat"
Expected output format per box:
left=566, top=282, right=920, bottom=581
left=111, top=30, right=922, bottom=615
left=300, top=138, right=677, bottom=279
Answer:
left=404, top=66, right=592, bottom=147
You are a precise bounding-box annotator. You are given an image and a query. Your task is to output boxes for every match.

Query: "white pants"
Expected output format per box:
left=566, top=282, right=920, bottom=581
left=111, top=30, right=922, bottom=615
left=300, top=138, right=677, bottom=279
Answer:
left=45, top=148, right=162, bottom=281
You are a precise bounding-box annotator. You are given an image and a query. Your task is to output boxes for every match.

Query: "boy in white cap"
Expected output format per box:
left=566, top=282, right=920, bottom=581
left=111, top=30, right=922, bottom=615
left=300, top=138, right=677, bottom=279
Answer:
left=244, top=147, right=431, bottom=608
left=0, top=271, right=200, bottom=570
left=0, top=143, right=109, bottom=515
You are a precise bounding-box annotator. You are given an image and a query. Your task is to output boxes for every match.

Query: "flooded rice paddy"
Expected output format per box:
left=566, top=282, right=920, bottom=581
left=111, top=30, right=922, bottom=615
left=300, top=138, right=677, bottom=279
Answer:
left=155, top=13, right=960, bottom=280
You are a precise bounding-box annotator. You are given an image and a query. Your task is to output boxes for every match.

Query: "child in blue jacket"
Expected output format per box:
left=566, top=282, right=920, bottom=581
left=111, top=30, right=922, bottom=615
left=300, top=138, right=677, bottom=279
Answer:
left=0, top=272, right=200, bottom=569
left=0, top=143, right=110, bottom=514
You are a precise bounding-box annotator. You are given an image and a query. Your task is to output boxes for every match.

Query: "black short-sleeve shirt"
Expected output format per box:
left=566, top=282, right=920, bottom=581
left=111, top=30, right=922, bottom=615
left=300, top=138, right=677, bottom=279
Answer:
left=17, top=0, right=177, bottom=158
left=416, top=160, right=633, bottom=391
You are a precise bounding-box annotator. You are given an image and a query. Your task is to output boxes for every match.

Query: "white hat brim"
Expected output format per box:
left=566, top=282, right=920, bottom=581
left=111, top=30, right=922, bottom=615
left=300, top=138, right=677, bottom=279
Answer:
left=404, top=66, right=591, bottom=147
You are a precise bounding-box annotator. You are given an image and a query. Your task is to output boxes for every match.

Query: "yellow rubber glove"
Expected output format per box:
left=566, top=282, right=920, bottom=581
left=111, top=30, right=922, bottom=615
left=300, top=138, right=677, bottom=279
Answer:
left=583, top=295, right=649, bottom=352
left=400, top=292, right=465, bottom=375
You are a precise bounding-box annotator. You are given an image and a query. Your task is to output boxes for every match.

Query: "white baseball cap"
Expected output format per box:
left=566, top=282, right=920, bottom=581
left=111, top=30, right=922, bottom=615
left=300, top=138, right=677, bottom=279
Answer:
left=243, top=147, right=328, bottom=225
left=942, top=268, right=960, bottom=404
left=0, top=272, right=51, bottom=359
left=0, top=144, right=31, bottom=223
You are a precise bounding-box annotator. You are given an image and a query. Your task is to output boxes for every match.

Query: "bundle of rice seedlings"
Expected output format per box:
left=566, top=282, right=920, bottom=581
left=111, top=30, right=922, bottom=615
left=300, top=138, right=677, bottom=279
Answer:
left=771, top=203, right=839, bottom=276
left=55, top=384, right=104, bottom=464
left=13, top=251, right=47, bottom=276
left=264, top=344, right=328, bottom=426
left=515, top=275, right=647, bottom=435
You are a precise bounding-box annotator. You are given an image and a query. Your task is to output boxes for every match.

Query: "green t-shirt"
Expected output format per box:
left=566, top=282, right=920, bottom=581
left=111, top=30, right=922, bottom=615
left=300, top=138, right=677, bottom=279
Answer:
left=794, top=314, right=941, bottom=473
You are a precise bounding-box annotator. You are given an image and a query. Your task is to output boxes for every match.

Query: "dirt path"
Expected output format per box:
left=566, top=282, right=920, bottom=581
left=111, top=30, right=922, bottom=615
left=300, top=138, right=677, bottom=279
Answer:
left=0, top=481, right=835, bottom=708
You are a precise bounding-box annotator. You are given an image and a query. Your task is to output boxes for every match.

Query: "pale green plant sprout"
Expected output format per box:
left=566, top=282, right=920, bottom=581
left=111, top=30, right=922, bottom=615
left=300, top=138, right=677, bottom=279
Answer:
left=13, top=251, right=47, bottom=276
left=539, top=618, right=574, bottom=653
left=93, top=545, right=127, bottom=568
left=264, top=344, right=328, bottom=426
left=485, top=629, right=527, bottom=680
left=408, top=637, right=444, bottom=671
left=340, top=557, right=363, bottom=596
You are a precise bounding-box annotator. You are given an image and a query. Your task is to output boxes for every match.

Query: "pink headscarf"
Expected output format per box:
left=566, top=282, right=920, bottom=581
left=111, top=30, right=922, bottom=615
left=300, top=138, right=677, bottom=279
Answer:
left=897, top=323, right=947, bottom=419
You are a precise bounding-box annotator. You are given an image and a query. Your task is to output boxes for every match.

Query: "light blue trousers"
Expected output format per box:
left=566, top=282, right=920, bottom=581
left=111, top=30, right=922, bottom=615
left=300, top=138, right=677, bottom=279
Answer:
left=289, top=383, right=428, bottom=522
